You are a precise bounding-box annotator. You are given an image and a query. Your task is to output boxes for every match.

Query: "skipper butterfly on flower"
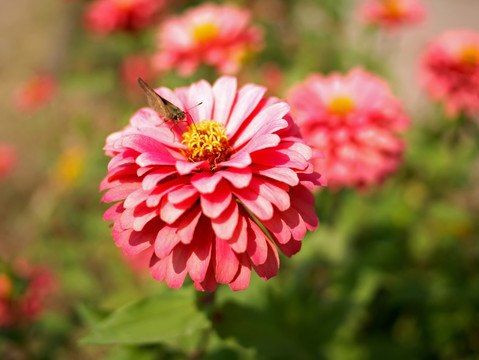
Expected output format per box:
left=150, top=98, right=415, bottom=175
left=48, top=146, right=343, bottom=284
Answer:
left=137, top=78, right=187, bottom=126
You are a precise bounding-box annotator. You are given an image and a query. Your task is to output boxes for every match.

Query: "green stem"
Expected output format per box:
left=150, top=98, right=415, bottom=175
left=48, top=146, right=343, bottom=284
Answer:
left=191, top=290, right=217, bottom=360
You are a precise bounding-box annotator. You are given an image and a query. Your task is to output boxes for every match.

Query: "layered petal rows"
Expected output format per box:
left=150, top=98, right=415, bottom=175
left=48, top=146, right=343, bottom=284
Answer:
left=101, top=76, right=323, bottom=291
left=153, top=3, right=263, bottom=75
left=419, top=30, right=479, bottom=117
left=288, top=68, right=409, bottom=190
left=84, top=0, right=165, bottom=35
left=360, top=0, right=425, bottom=29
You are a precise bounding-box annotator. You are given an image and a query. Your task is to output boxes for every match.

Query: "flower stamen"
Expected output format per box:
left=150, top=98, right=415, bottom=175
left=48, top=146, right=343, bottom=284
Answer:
left=329, top=95, right=355, bottom=116
left=458, top=45, right=479, bottom=66
left=382, top=0, right=404, bottom=18
left=182, top=120, right=233, bottom=170
left=114, top=0, right=134, bottom=10
left=192, top=22, right=219, bottom=43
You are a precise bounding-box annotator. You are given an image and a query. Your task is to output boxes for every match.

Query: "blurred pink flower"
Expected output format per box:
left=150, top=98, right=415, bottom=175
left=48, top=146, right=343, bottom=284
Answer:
left=259, top=63, right=284, bottom=96
left=101, top=76, right=323, bottom=291
left=84, top=0, right=165, bottom=35
left=419, top=30, right=479, bottom=117
left=120, top=54, right=155, bottom=92
left=15, top=73, right=56, bottom=113
left=0, top=144, right=17, bottom=180
left=360, top=0, right=425, bottom=29
left=153, top=3, right=263, bottom=76
left=0, top=262, right=54, bottom=328
left=288, top=68, right=409, bottom=190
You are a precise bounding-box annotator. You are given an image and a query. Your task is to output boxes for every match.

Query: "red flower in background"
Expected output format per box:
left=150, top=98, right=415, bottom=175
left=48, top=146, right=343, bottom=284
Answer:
left=120, top=54, right=155, bottom=92
left=419, top=30, right=479, bottom=117
left=0, top=144, right=17, bottom=181
left=0, top=261, right=54, bottom=328
left=84, top=0, right=165, bottom=35
left=288, top=68, right=409, bottom=190
left=101, top=76, right=323, bottom=291
left=15, top=73, right=56, bottom=113
left=153, top=3, right=263, bottom=76
left=259, top=63, right=284, bottom=96
left=360, top=0, right=425, bottom=29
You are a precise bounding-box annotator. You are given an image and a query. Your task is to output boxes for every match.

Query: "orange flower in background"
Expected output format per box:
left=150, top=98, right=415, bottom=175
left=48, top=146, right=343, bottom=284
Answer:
left=288, top=68, right=409, bottom=190
left=84, top=0, right=165, bottom=35
left=360, top=0, right=425, bottom=29
left=419, top=30, right=479, bottom=117
left=15, top=73, right=56, bottom=113
left=153, top=3, right=264, bottom=76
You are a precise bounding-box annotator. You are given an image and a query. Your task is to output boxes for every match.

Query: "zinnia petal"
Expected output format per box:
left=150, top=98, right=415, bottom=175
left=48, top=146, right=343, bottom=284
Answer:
left=288, top=68, right=409, bottom=189
left=153, top=4, right=263, bottom=75
left=101, top=76, right=321, bottom=291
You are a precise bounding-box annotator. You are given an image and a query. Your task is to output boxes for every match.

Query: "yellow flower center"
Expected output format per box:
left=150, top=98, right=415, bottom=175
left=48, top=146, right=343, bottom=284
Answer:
left=328, top=96, right=355, bottom=116
left=0, top=273, right=13, bottom=298
left=114, top=0, right=133, bottom=10
left=182, top=120, right=233, bottom=170
left=458, top=45, right=479, bottom=66
left=192, top=22, right=219, bottom=43
left=382, top=0, right=404, bottom=18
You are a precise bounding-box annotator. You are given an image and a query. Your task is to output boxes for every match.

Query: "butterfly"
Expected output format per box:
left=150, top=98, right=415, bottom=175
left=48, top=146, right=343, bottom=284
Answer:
left=137, top=77, right=188, bottom=127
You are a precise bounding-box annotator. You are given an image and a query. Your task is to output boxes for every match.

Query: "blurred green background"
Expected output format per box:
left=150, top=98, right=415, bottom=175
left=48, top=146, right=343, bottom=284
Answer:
left=1, top=0, right=479, bottom=359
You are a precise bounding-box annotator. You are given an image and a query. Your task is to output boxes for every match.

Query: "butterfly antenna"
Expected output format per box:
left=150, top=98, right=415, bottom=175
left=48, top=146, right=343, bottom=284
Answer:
left=185, top=102, right=202, bottom=131
left=185, top=112, right=197, bottom=131
left=187, top=102, right=203, bottom=111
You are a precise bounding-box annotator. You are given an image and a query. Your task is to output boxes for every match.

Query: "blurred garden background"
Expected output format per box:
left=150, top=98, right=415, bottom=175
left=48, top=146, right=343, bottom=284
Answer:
left=1, top=0, right=479, bottom=359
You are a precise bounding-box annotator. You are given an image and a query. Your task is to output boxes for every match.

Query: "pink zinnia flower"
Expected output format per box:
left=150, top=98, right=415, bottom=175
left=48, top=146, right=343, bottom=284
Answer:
left=0, top=144, right=17, bottom=180
left=101, top=76, right=322, bottom=291
left=122, top=248, right=154, bottom=274
left=15, top=73, right=56, bottom=113
left=288, top=68, right=409, bottom=190
left=419, top=30, right=479, bottom=117
left=153, top=3, right=263, bottom=76
left=84, top=0, right=165, bottom=35
left=0, top=262, right=54, bottom=328
left=360, top=0, right=425, bottom=29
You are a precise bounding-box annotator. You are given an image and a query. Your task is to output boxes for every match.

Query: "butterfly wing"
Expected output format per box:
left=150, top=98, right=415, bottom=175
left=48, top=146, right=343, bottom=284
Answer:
left=137, top=78, right=169, bottom=119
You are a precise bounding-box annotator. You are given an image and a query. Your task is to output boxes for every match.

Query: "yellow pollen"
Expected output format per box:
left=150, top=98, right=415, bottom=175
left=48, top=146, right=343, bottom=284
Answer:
left=328, top=96, right=355, bottom=116
left=182, top=120, right=233, bottom=170
left=0, top=274, right=13, bottom=298
left=458, top=45, right=479, bottom=66
left=192, top=22, right=219, bottom=43
left=114, top=0, right=133, bottom=10
left=382, top=0, right=404, bottom=18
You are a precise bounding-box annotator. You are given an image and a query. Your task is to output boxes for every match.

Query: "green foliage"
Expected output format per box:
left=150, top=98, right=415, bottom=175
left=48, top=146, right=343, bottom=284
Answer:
left=2, top=0, right=479, bottom=359
left=81, top=287, right=209, bottom=348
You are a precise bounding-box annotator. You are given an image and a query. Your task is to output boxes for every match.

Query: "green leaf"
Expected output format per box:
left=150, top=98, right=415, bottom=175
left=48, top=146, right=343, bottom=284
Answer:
left=213, top=301, right=315, bottom=360
left=76, top=303, right=110, bottom=328
left=80, top=287, right=210, bottom=347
